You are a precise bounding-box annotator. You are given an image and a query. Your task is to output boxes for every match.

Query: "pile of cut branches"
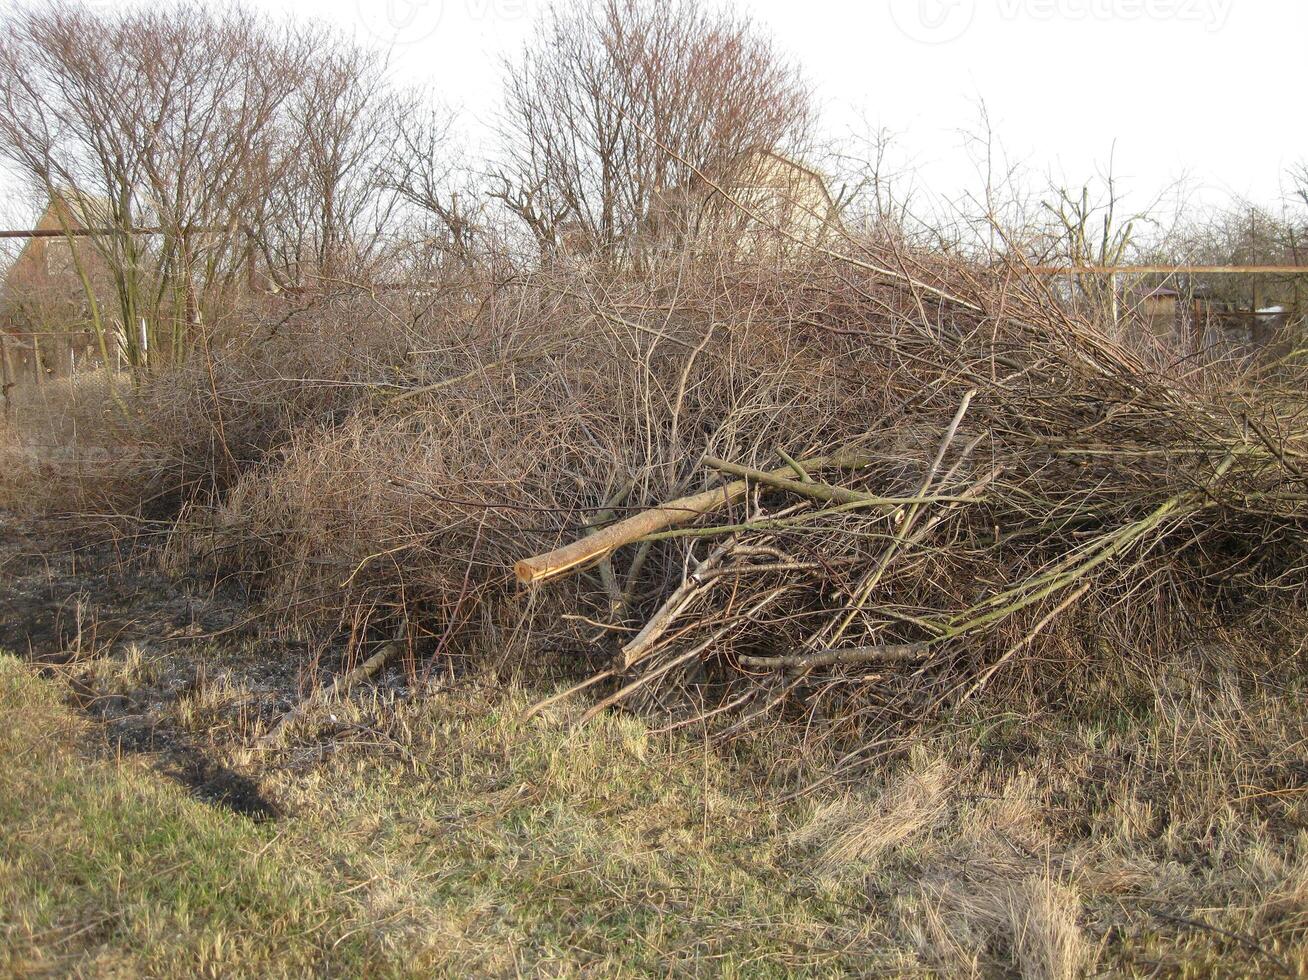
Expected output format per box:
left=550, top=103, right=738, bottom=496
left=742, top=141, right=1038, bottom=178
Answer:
left=515, top=252, right=1308, bottom=740
left=158, top=244, right=1307, bottom=746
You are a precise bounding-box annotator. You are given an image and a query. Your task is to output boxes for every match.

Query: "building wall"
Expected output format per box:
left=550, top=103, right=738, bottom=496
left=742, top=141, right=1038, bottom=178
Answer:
left=645, top=151, right=843, bottom=256
left=0, top=198, right=113, bottom=382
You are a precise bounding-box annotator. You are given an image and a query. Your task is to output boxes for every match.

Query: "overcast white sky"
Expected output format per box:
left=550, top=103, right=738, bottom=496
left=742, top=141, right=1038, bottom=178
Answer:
left=3, top=0, right=1305, bottom=223
left=272, top=0, right=1304, bottom=217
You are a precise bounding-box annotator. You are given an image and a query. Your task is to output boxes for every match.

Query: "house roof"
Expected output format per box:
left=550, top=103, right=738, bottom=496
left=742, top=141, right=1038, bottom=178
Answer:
left=0, top=188, right=116, bottom=323
left=43, top=187, right=115, bottom=230
left=1140, top=286, right=1180, bottom=299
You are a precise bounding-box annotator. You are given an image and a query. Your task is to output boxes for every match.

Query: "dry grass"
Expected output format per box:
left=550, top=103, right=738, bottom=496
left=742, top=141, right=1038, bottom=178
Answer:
left=0, top=369, right=124, bottom=512
left=793, top=751, right=952, bottom=876
left=4, top=624, right=1305, bottom=976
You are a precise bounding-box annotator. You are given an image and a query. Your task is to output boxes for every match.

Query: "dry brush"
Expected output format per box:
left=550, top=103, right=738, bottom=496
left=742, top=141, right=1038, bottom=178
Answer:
left=115, top=243, right=1307, bottom=753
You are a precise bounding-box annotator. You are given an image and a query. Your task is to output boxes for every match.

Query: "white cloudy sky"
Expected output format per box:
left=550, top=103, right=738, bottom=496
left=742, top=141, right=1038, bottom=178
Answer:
left=3, top=0, right=1305, bottom=223
left=277, top=0, right=1304, bottom=216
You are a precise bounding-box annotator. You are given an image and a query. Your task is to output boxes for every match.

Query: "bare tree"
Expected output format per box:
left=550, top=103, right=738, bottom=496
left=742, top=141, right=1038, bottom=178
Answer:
left=831, top=122, right=914, bottom=239
left=495, top=0, right=813, bottom=257
left=1031, top=148, right=1183, bottom=329
left=260, top=41, right=412, bottom=287
left=0, top=2, right=314, bottom=370
left=383, top=106, right=493, bottom=269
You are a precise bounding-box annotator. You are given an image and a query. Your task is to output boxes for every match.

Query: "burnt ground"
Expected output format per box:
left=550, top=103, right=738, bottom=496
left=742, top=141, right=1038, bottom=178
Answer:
left=0, top=512, right=246, bottom=661
left=0, top=509, right=297, bottom=818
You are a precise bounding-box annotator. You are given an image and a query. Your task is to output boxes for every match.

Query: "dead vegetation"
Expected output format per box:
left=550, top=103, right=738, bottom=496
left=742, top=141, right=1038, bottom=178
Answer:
left=82, top=244, right=1294, bottom=774
left=1, top=1, right=1307, bottom=975
left=7, top=240, right=1306, bottom=761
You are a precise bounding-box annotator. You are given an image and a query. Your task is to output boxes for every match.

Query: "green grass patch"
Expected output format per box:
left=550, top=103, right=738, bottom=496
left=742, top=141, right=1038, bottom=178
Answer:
left=0, top=657, right=898, bottom=977
left=0, top=655, right=384, bottom=978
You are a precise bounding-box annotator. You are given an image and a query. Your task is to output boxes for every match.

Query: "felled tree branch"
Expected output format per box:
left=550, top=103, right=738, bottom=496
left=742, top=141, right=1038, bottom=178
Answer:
left=514, top=448, right=881, bottom=584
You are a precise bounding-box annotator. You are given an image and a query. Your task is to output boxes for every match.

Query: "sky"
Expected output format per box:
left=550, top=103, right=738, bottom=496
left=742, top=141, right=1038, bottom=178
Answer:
left=3, top=0, right=1306, bottom=225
